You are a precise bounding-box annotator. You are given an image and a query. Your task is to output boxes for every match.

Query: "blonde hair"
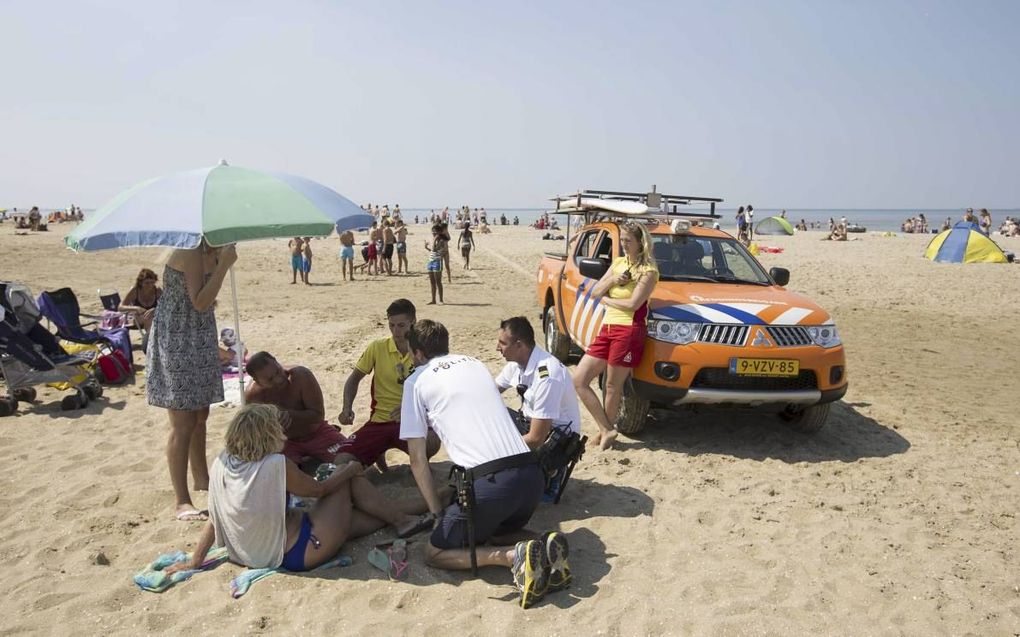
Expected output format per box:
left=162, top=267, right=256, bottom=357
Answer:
left=224, top=404, right=286, bottom=462
left=621, top=221, right=657, bottom=272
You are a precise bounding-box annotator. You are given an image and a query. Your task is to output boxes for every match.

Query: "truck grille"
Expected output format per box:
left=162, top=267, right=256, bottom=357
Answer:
left=766, top=326, right=812, bottom=347
left=691, top=368, right=818, bottom=391
left=697, top=324, right=749, bottom=346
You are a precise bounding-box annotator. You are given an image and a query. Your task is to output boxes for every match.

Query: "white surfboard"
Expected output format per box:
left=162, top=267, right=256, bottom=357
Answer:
left=558, top=197, right=655, bottom=215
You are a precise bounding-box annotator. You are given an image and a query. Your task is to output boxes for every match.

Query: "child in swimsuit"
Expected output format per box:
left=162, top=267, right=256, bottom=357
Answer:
left=301, top=238, right=313, bottom=284
left=288, top=237, right=304, bottom=284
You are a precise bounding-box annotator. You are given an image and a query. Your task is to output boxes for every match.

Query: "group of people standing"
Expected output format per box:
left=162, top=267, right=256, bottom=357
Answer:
left=735, top=205, right=755, bottom=245
left=142, top=217, right=664, bottom=608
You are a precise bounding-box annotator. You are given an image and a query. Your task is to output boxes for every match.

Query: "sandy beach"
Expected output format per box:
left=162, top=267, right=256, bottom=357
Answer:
left=1, top=223, right=1018, bottom=636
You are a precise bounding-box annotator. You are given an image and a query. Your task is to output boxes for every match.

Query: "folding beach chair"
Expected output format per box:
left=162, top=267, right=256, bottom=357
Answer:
left=37, top=287, right=134, bottom=370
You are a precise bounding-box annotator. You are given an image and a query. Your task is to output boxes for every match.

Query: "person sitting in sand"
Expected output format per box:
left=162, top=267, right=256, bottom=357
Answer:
left=165, top=404, right=434, bottom=575
left=218, top=328, right=248, bottom=371
left=338, top=230, right=356, bottom=281
left=824, top=223, right=848, bottom=241
left=338, top=299, right=441, bottom=468
left=458, top=224, right=475, bottom=270
left=288, top=237, right=304, bottom=284
left=119, top=267, right=163, bottom=332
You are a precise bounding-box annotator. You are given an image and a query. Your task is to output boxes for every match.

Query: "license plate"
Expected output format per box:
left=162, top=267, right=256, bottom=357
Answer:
left=730, top=358, right=800, bottom=377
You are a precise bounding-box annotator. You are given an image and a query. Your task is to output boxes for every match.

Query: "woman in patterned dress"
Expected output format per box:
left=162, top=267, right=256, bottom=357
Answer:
left=146, top=241, right=237, bottom=521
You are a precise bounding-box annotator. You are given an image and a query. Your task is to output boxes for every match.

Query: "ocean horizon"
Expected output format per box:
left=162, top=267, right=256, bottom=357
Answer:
left=17, top=206, right=1018, bottom=235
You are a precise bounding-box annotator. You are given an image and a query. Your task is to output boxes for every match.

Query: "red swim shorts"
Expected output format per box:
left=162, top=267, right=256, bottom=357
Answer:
left=585, top=323, right=646, bottom=368
left=336, top=420, right=407, bottom=465
left=283, top=421, right=347, bottom=463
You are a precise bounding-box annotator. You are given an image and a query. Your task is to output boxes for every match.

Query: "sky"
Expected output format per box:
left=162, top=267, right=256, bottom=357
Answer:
left=3, top=0, right=1018, bottom=210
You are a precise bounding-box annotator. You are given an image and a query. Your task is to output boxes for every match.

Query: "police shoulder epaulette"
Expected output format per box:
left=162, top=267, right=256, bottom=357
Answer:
left=537, top=365, right=549, bottom=378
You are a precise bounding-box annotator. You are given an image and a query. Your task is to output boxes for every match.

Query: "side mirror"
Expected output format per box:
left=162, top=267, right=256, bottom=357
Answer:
left=579, top=257, right=610, bottom=280
left=770, top=267, right=790, bottom=287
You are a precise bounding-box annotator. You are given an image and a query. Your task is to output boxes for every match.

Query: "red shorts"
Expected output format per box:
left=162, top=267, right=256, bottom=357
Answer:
left=336, top=420, right=407, bottom=465
left=282, top=421, right=347, bottom=463
left=586, top=323, right=646, bottom=368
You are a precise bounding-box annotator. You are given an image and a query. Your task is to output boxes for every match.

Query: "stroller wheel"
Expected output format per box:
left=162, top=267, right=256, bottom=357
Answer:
left=0, top=396, right=17, bottom=417
left=13, top=387, right=37, bottom=402
left=84, top=383, right=103, bottom=401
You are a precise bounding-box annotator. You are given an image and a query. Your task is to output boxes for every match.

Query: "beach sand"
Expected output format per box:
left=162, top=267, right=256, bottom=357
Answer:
left=1, top=224, right=1018, bottom=635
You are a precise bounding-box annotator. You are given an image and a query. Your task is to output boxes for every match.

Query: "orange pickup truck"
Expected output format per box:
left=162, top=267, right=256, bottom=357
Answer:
left=536, top=190, right=848, bottom=434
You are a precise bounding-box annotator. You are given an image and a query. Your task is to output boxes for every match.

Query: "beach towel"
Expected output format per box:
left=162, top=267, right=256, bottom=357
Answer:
left=134, top=547, right=353, bottom=597
left=230, top=554, right=354, bottom=598
left=133, top=546, right=230, bottom=592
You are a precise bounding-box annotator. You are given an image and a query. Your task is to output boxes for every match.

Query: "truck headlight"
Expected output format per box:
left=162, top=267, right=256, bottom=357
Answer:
left=806, top=325, right=841, bottom=348
left=647, top=320, right=700, bottom=345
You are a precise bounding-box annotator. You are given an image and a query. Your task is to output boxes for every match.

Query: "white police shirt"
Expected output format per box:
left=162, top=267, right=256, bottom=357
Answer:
left=400, top=354, right=529, bottom=470
left=495, top=346, right=582, bottom=434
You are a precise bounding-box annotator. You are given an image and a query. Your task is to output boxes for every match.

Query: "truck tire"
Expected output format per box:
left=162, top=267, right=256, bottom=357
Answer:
left=776, top=402, right=830, bottom=434
left=601, top=376, right=651, bottom=435
left=544, top=305, right=570, bottom=363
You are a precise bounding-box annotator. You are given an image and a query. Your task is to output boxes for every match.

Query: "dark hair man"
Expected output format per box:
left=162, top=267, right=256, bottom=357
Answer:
left=337, top=299, right=439, bottom=469
left=399, top=319, right=573, bottom=609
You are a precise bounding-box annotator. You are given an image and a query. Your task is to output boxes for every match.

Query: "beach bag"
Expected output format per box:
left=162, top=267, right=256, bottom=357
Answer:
left=97, top=350, right=131, bottom=385
left=100, top=310, right=129, bottom=330
left=99, top=327, right=133, bottom=367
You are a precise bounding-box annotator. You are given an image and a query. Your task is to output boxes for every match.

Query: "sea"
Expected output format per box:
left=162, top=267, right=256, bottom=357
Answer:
left=24, top=207, right=1019, bottom=235
left=396, top=208, right=1020, bottom=234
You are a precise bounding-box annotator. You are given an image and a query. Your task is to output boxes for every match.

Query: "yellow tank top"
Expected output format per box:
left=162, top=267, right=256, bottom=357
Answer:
left=602, top=256, right=658, bottom=326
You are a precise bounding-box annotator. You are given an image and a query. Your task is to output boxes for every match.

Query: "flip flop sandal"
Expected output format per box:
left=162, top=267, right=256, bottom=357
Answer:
left=367, top=547, right=391, bottom=574
left=387, top=539, right=409, bottom=581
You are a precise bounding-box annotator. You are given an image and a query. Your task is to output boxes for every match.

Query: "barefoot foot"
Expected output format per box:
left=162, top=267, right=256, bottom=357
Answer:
left=599, top=429, right=618, bottom=451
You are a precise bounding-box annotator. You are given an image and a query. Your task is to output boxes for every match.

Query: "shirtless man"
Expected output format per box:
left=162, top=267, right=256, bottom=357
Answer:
left=288, top=237, right=304, bottom=284
left=339, top=230, right=356, bottom=281
left=245, top=351, right=434, bottom=537
left=301, top=237, right=313, bottom=285
left=382, top=221, right=396, bottom=276
left=395, top=219, right=409, bottom=274
left=368, top=222, right=382, bottom=275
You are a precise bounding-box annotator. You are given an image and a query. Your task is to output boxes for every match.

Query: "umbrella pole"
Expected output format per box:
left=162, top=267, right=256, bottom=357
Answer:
left=229, top=266, right=245, bottom=406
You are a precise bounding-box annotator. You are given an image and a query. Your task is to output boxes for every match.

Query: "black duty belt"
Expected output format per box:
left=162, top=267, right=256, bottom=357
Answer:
left=466, top=451, right=538, bottom=478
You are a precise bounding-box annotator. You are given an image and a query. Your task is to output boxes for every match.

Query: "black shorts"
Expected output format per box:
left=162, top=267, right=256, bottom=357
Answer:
left=430, top=463, right=544, bottom=549
left=383, top=243, right=395, bottom=259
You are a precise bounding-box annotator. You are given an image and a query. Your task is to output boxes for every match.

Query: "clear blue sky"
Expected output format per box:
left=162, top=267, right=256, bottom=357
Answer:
left=3, top=0, right=1018, bottom=209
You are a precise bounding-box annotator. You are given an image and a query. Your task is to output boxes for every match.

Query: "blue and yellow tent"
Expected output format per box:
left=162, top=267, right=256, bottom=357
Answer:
left=924, top=222, right=1008, bottom=263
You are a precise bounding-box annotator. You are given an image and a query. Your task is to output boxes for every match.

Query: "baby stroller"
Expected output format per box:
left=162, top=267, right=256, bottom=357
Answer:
left=0, top=281, right=103, bottom=416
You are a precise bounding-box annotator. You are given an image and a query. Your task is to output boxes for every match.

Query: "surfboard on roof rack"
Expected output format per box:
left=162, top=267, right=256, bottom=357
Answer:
left=551, top=187, right=723, bottom=219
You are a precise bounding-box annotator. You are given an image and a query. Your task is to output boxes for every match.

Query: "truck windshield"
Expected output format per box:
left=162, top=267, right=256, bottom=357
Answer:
left=650, top=234, right=771, bottom=285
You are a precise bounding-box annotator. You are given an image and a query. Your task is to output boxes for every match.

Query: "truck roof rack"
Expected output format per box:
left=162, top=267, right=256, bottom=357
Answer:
left=550, top=187, right=723, bottom=220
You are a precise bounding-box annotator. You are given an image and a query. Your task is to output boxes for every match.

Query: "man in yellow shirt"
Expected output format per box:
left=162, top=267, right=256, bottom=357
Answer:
left=337, top=299, right=439, bottom=468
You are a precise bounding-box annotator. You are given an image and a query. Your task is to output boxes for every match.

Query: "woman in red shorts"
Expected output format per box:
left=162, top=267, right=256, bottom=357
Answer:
left=573, top=221, right=659, bottom=450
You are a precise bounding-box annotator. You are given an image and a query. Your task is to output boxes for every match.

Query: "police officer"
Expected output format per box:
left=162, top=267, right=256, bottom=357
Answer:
left=399, top=319, right=572, bottom=609
left=494, top=316, right=582, bottom=449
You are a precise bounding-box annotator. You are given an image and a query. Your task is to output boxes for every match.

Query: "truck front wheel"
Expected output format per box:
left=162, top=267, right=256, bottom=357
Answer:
left=776, top=402, right=830, bottom=434
left=601, top=375, right=651, bottom=435
left=544, top=305, right=570, bottom=363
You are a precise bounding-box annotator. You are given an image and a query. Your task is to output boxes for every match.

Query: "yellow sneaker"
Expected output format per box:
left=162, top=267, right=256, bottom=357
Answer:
left=510, top=539, right=549, bottom=609
left=541, top=531, right=572, bottom=591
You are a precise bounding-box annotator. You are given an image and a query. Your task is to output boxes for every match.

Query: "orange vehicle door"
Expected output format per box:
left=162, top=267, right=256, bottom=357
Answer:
left=567, top=230, right=616, bottom=349
left=560, top=228, right=603, bottom=347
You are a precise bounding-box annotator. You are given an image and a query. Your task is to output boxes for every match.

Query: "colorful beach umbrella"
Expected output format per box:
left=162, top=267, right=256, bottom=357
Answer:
left=924, top=221, right=1008, bottom=263
left=66, top=160, right=372, bottom=251
left=65, top=161, right=373, bottom=403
